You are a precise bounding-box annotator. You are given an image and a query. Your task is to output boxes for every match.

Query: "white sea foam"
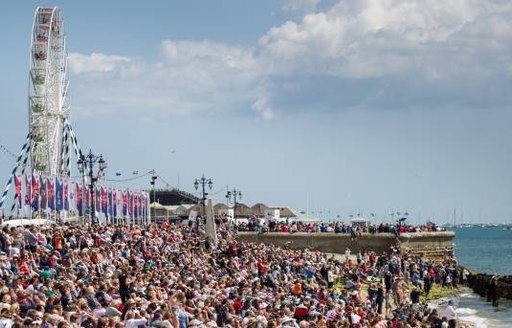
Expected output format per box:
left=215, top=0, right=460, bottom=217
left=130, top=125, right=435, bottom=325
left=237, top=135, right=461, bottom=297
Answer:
left=459, top=315, right=510, bottom=328
left=455, top=293, right=512, bottom=328
left=458, top=314, right=489, bottom=328
left=456, top=307, right=477, bottom=315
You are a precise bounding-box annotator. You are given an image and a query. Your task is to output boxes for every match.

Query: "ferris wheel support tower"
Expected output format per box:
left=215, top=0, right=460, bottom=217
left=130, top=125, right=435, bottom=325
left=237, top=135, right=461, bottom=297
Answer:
left=28, top=7, right=70, bottom=176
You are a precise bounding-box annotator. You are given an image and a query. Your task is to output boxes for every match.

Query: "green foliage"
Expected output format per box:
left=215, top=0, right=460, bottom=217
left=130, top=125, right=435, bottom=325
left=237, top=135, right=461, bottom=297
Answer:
left=421, top=284, right=461, bottom=303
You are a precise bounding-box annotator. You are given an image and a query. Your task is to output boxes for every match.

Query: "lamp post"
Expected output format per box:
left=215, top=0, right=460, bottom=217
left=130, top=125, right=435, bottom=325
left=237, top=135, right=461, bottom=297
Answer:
left=77, top=149, right=107, bottom=225
left=194, top=174, right=212, bottom=234
left=150, top=169, right=157, bottom=225
left=226, top=188, right=242, bottom=220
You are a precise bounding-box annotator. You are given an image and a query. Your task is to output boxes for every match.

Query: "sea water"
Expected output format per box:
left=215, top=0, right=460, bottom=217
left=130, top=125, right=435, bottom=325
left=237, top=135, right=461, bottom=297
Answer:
left=453, top=226, right=512, bottom=275
left=440, top=227, right=512, bottom=327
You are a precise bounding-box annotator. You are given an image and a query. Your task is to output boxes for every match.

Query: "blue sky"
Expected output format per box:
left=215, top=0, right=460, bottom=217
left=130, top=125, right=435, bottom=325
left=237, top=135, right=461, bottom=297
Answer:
left=1, top=0, right=512, bottom=224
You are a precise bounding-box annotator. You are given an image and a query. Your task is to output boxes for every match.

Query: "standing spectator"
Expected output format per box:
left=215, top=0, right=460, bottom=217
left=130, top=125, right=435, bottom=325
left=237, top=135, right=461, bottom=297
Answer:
left=445, top=300, right=457, bottom=328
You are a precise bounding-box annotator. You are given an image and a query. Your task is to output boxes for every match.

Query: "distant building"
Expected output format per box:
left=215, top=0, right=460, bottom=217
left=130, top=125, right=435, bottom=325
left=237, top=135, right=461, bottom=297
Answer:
left=149, top=188, right=319, bottom=223
left=150, top=188, right=199, bottom=206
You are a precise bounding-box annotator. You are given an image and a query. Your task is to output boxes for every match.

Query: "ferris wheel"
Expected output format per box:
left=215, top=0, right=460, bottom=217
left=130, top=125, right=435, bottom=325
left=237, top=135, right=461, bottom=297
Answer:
left=28, top=7, right=70, bottom=176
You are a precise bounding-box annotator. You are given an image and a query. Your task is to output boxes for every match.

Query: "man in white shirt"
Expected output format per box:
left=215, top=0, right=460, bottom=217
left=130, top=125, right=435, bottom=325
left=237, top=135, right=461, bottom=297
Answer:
left=445, top=300, right=457, bottom=328
left=462, top=269, right=469, bottom=286
left=0, top=308, right=14, bottom=328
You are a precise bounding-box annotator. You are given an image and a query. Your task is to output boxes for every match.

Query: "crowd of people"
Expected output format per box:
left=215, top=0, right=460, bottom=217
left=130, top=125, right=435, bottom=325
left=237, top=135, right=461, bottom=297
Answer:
left=0, top=217, right=462, bottom=328
left=236, top=218, right=444, bottom=237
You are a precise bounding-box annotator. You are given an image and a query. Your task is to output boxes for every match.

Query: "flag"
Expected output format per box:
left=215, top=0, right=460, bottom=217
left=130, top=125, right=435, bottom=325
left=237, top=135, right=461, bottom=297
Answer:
left=122, top=191, right=127, bottom=217
left=142, top=193, right=147, bottom=219
left=137, top=194, right=141, bottom=218
left=107, top=188, right=112, bottom=216
left=76, top=183, right=83, bottom=215
left=113, top=190, right=117, bottom=217
left=14, top=175, right=22, bottom=208
left=139, top=194, right=143, bottom=219
left=135, top=193, right=139, bottom=219
left=84, top=184, right=89, bottom=214
left=40, top=176, right=47, bottom=210
left=31, top=173, right=39, bottom=211
left=133, top=193, right=138, bottom=219
left=68, top=181, right=75, bottom=212
left=63, top=180, right=69, bottom=210
left=95, top=186, right=101, bottom=214
left=101, top=187, right=108, bottom=214
left=128, top=191, right=133, bottom=217
left=48, top=178, right=55, bottom=210
left=24, top=173, right=31, bottom=206
left=56, top=179, right=63, bottom=211
left=139, top=194, right=143, bottom=218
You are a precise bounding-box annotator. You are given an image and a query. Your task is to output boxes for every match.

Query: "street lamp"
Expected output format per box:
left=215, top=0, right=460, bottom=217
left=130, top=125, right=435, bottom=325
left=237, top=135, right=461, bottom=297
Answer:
left=77, top=149, right=107, bottom=225
left=226, top=188, right=242, bottom=220
left=150, top=169, right=157, bottom=225
left=194, top=174, right=213, bottom=233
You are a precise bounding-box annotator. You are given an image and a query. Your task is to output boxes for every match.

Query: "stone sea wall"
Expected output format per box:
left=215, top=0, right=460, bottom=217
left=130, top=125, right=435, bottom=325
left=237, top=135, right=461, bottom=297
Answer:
left=237, top=231, right=455, bottom=259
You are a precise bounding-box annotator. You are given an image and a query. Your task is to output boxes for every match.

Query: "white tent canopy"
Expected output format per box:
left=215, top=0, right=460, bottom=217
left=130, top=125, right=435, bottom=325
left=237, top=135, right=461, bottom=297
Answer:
left=350, top=218, right=370, bottom=227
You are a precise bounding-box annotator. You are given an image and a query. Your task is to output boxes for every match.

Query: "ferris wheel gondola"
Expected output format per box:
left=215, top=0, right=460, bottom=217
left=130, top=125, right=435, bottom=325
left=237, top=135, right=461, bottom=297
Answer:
left=28, top=7, right=70, bottom=176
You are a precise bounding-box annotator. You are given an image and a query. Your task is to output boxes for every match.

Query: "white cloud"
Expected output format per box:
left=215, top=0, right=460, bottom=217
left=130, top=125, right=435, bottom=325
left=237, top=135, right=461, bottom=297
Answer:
left=260, top=0, right=512, bottom=79
left=69, top=0, right=512, bottom=120
left=251, top=94, right=275, bottom=120
left=68, top=53, right=131, bottom=74
left=281, top=0, right=321, bottom=18
left=70, top=41, right=273, bottom=119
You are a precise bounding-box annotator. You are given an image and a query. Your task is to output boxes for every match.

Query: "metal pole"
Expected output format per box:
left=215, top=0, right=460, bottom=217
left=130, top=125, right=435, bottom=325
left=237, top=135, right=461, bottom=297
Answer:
left=89, top=154, right=94, bottom=225
left=77, top=150, right=106, bottom=226
left=194, top=175, right=212, bottom=235
left=202, top=177, right=206, bottom=218
left=200, top=176, right=205, bottom=234
left=89, top=182, right=94, bottom=225
left=150, top=170, right=157, bottom=225
left=152, top=184, right=156, bottom=225
left=226, top=188, right=242, bottom=221
left=234, top=191, right=237, bottom=219
left=82, top=170, right=86, bottom=225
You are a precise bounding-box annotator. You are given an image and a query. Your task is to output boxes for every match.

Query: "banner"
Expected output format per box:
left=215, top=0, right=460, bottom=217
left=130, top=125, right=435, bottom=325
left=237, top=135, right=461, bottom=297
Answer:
left=56, top=179, right=63, bottom=211
left=14, top=175, right=22, bottom=208
left=76, top=183, right=83, bottom=215
left=95, top=186, right=101, bottom=215
left=113, top=190, right=117, bottom=217
left=101, top=187, right=107, bottom=214
left=40, top=176, right=47, bottom=210
left=84, top=184, right=89, bottom=214
left=128, top=191, right=133, bottom=217
left=48, top=178, right=55, bottom=210
left=68, top=181, right=75, bottom=212
left=108, top=188, right=113, bottom=217
left=24, top=173, right=31, bottom=206
left=122, top=191, right=127, bottom=217
left=143, top=194, right=148, bottom=219
left=140, top=194, right=145, bottom=219
left=63, top=180, right=69, bottom=211
left=188, top=210, right=198, bottom=222
left=134, top=193, right=138, bottom=219
left=139, top=194, right=143, bottom=218
left=31, top=173, right=39, bottom=211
